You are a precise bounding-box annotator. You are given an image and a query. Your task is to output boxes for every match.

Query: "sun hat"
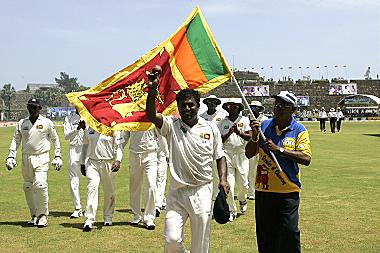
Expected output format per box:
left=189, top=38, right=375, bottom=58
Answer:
left=222, top=99, right=244, bottom=111
left=203, top=95, right=221, bottom=105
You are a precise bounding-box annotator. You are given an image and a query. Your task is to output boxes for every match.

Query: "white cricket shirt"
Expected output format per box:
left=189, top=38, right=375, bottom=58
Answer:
left=218, top=115, right=251, bottom=154
left=199, top=110, right=226, bottom=124
left=82, top=129, right=123, bottom=161
left=160, top=116, right=225, bottom=189
left=8, top=115, right=61, bottom=158
left=123, top=129, right=158, bottom=154
left=63, top=113, right=84, bottom=146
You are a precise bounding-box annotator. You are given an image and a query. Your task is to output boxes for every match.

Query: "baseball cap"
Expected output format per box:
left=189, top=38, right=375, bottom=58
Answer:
left=213, top=187, right=230, bottom=224
left=203, top=95, right=221, bottom=105
left=27, top=98, right=42, bottom=107
left=271, top=91, right=297, bottom=105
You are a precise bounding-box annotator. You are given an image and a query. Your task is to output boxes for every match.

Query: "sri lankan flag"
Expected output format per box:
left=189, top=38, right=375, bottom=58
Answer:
left=66, top=6, right=232, bottom=136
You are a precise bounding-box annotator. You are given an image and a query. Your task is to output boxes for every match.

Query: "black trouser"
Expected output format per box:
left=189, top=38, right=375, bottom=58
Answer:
left=255, top=191, right=301, bottom=253
left=337, top=119, right=342, bottom=131
left=319, top=118, right=326, bottom=131
left=330, top=117, right=336, bottom=133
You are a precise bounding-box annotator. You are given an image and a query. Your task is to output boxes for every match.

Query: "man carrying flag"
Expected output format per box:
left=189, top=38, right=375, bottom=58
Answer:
left=146, top=68, right=229, bottom=253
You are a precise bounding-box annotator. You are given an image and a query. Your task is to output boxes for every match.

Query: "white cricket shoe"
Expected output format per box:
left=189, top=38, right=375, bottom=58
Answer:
left=27, top=215, right=38, bottom=226
left=248, top=194, right=255, bottom=200
left=37, top=215, right=48, bottom=228
left=130, top=216, right=142, bottom=226
left=83, top=220, right=93, bottom=232
left=70, top=209, right=83, bottom=219
left=104, top=218, right=112, bottom=226
left=229, top=212, right=237, bottom=222
left=145, top=220, right=155, bottom=230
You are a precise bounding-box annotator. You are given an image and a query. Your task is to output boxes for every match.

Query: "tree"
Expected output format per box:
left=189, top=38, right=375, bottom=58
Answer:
left=55, top=72, right=80, bottom=93
left=34, top=87, right=64, bottom=107
left=0, top=83, right=16, bottom=120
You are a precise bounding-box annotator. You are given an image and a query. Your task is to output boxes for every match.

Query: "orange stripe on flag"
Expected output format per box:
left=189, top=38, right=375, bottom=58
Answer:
left=170, top=27, right=208, bottom=89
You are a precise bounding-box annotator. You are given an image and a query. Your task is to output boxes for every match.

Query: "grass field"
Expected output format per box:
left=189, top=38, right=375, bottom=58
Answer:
left=0, top=121, right=379, bottom=253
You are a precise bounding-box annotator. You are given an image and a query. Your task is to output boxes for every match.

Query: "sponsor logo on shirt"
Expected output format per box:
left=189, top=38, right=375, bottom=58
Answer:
left=200, top=133, right=211, bottom=140
left=282, top=137, right=295, bottom=150
left=215, top=118, right=221, bottom=122
left=36, top=125, right=43, bottom=129
left=238, top=123, right=244, bottom=128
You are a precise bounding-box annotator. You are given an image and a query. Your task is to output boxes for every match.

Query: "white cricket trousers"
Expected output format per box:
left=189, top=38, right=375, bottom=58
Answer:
left=22, top=152, right=50, bottom=217
left=85, top=159, right=116, bottom=223
left=164, top=183, right=212, bottom=253
left=225, top=152, right=249, bottom=213
left=129, top=151, right=158, bottom=223
left=155, top=151, right=167, bottom=209
left=68, top=145, right=82, bottom=210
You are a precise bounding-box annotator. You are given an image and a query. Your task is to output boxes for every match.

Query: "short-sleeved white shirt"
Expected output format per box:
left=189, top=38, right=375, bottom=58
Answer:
left=199, top=110, right=226, bottom=125
left=9, top=115, right=61, bottom=157
left=160, top=116, right=225, bottom=189
left=63, top=113, right=84, bottom=146
left=123, top=129, right=158, bottom=154
left=218, top=115, right=251, bottom=154
left=83, top=129, right=123, bottom=160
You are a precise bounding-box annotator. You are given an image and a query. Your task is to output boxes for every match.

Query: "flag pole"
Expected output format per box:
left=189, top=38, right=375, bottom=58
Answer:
left=230, top=75, right=283, bottom=172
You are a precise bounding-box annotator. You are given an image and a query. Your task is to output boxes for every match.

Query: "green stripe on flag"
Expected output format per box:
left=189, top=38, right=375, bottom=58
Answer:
left=186, top=14, right=227, bottom=80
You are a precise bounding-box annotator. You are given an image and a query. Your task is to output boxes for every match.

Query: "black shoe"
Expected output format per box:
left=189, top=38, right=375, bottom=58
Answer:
left=155, top=208, right=161, bottom=218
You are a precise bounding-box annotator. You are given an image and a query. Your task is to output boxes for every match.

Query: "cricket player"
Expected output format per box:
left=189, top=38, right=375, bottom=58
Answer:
left=81, top=128, right=124, bottom=232
left=155, top=132, right=169, bottom=217
left=63, top=109, right=85, bottom=218
left=6, top=98, right=62, bottom=227
left=218, top=99, right=252, bottom=221
left=146, top=69, right=229, bottom=253
left=247, top=101, right=268, bottom=200
left=123, top=130, right=158, bottom=230
left=199, top=95, right=226, bottom=200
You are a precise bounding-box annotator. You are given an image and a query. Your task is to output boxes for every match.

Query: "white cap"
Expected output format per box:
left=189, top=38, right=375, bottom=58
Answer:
left=271, top=91, right=297, bottom=105
left=250, top=101, right=263, bottom=107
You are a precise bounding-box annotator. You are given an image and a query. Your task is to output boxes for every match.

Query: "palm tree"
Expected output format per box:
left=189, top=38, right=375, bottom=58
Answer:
left=0, top=83, right=16, bottom=120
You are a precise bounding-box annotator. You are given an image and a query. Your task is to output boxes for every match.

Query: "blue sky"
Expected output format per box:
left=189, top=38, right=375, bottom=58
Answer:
left=1, top=0, right=379, bottom=90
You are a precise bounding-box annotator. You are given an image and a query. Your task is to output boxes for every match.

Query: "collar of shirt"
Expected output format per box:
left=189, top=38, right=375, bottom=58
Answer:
left=268, top=116, right=296, bottom=131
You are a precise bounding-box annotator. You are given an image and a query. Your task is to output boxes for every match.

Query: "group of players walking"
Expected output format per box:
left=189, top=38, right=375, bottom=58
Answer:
left=318, top=107, right=344, bottom=133
left=5, top=75, right=312, bottom=253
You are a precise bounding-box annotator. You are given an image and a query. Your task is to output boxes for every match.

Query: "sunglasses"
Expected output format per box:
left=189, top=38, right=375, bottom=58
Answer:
left=227, top=105, right=240, bottom=109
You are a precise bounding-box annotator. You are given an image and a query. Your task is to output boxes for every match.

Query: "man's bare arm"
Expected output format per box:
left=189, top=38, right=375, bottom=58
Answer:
left=146, top=66, right=163, bottom=129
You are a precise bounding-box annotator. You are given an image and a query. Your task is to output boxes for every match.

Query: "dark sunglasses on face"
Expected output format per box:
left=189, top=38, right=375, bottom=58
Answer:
left=227, top=105, right=240, bottom=109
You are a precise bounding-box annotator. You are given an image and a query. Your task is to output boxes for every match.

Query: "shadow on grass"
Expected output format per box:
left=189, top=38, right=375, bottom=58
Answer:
left=0, top=221, right=32, bottom=227
left=115, top=208, right=134, bottom=214
left=59, top=221, right=145, bottom=231
left=49, top=211, right=72, bottom=217
left=363, top=134, right=380, bottom=137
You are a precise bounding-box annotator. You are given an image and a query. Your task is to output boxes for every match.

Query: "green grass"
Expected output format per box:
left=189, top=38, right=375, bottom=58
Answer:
left=0, top=121, right=379, bottom=252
